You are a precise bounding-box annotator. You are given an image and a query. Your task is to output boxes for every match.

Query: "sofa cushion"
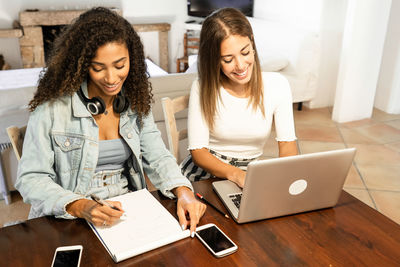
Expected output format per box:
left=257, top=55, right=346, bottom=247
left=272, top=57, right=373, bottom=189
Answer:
left=259, top=53, right=289, bottom=72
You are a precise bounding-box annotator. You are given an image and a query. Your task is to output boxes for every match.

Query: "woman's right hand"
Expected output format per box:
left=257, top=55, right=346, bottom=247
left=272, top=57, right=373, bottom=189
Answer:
left=226, top=166, right=246, bottom=188
left=191, top=148, right=247, bottom=187
left=66, top=199, right=124, bottom=226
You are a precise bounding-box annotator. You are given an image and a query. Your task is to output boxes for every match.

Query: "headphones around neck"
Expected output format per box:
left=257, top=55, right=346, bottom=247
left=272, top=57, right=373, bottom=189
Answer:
left=77, top=87, right=130, bottom=115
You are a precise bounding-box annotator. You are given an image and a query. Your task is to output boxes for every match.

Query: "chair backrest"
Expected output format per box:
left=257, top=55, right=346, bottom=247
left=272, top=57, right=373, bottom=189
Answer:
left=177, top=33, right=200, bottom=72
left=161, top=95, right=189, bottom=162
left=6, top=125, right=27, bottom=161
left=184, top=33, right=200, bottom=57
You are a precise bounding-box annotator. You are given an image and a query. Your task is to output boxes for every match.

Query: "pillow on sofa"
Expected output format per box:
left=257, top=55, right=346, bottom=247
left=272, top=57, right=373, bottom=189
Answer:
left=185, top=53, right=288, bottom=73
left=259, top=53, right=289, bottom=72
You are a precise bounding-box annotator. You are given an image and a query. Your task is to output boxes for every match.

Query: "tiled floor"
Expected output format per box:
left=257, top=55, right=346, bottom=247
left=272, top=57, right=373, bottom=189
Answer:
left=294, top=106, right=400, bottom=225
left=1, top=105, right=400, bottom=227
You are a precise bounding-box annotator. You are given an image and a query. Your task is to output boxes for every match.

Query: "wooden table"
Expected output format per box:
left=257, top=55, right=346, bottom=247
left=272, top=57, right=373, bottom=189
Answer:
left=1, top=179, right=400, bottom=266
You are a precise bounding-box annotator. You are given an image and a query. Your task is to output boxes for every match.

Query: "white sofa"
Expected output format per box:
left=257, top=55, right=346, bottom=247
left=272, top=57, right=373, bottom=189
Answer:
left=248, top=17, right=320, bottom=105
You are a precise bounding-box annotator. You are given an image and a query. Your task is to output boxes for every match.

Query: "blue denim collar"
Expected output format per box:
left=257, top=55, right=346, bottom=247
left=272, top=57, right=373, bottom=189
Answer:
left=72, top=80, right=92, bottom=118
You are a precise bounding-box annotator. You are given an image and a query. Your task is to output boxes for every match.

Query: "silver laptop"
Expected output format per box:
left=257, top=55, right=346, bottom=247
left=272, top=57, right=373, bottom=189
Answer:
left=212, top=148, right=356, bottom=223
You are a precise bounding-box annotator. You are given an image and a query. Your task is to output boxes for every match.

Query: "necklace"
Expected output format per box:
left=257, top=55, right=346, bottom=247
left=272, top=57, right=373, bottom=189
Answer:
left=104, top=106, right=113, bottom=115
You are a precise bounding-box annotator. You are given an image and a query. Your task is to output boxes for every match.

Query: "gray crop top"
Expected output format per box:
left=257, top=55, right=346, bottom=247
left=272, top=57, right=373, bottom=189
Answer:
left=95, top=138, right=132, bottom=172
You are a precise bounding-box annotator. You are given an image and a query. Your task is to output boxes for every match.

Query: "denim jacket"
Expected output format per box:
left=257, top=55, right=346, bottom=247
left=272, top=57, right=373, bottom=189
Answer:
left=16, top=86, right=192, bottom=219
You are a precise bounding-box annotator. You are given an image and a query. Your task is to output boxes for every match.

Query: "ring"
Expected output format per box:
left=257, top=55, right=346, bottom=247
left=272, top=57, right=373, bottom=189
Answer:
left=102, top=220, right=107, bottom=226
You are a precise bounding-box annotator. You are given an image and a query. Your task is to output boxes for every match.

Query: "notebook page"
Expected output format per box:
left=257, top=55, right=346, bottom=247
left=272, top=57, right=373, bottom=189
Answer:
left=91, top=189, right=190, bottom=262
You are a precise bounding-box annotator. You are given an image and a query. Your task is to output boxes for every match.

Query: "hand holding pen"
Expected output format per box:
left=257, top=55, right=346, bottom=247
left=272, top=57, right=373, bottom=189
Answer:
left=90, top=194, right=127, bottom=225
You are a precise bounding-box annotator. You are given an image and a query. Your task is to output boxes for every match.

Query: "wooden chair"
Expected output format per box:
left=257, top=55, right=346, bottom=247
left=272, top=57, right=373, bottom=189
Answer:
left=6, top=126, right=27, bottom=161
left=161, top=95, right=190, bottom=162
left=176, top=33, right=200, bottom=73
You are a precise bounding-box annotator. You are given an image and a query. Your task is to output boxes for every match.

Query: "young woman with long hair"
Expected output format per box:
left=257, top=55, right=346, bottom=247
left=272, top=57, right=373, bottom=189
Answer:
left=16, top=7, right=205, bottom=235
left=181, top=8, right=298, bottom=188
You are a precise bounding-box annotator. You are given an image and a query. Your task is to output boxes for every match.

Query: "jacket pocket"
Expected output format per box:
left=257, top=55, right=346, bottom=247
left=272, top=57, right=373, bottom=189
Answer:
left=54, top=134, right=84, bottom=151
left=53, top=134, right=84, bottom=180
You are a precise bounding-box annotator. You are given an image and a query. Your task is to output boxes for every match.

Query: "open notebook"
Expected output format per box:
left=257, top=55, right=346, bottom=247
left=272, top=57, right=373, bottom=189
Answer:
left=88, top=189, right=190, bottom=263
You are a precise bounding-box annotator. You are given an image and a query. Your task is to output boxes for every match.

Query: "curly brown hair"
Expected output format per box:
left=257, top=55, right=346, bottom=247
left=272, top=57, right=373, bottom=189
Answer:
left=29, top=7, right=152, bottom=120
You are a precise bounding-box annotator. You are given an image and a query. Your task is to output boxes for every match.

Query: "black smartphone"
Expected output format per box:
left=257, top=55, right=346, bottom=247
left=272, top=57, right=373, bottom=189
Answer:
left=51, top=245, right=83, bottom=267
left=195, top=223, right=238, bottom=257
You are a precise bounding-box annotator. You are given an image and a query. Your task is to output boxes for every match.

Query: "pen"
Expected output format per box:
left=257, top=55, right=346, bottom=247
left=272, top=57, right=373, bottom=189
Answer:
left=90, top=194, right=127, bottom=218
left=196, top=193, right=229, bottom=219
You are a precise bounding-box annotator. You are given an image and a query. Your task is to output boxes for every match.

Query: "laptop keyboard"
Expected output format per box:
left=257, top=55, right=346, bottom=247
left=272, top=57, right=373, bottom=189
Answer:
left=229, top=193, right=242, bottom=209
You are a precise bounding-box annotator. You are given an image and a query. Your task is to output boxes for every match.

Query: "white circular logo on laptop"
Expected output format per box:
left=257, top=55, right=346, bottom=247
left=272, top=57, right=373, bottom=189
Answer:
left=289, top=179, right=308, bottom=195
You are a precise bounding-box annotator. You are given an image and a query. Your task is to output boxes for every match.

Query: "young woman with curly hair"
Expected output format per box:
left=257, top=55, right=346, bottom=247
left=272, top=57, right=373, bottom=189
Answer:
left=181, top=8, right=298, bottom=188
left=16, top=7, right=205, bottom=235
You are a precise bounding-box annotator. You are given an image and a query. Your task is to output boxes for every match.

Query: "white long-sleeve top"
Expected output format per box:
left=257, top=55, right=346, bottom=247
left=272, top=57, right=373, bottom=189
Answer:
left=187, top=72, right=297, bottom=159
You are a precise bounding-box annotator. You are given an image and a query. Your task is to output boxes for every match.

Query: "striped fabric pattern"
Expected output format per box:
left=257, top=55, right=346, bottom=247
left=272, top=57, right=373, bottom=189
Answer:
left=0, top=142, right=12, bottom=152
left=180, top=150, right=257, bottom=182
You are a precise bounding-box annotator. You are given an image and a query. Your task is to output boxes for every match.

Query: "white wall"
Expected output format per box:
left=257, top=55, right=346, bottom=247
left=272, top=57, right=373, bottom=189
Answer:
left=0, top=0, right=24, bottom=68
left=375, top=0, right=400, bottom=114
left=121, top=0, right=188, bottom=72
left=0, top=0, right=123, bottom=25
left=310, top=0, right=348, bottom=108
left=333, top=0, right=392, bottom=122
left=253, top=0, right=322, bottom=32
left=253, top=0, right=348, bottom=109
left=254, top=0, right=400, bottom=117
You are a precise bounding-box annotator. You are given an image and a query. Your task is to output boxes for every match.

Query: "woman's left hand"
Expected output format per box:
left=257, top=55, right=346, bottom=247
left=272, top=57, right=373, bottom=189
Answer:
left=173, top=186, right=206, bottom=237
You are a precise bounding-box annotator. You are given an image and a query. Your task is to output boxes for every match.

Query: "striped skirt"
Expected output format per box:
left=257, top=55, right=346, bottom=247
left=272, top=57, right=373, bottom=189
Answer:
left=180, top=150, right=257, bottom=182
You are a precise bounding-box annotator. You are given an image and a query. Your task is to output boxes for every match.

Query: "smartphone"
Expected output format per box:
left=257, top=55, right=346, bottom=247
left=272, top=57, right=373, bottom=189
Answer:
left=195, top=223, right=238, bottom=257
left=51, top=245, right=83, bottom=267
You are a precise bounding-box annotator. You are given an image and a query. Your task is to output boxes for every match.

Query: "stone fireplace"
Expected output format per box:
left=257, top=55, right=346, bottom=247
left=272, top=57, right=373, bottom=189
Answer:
left=16, top=9, right=170, bottom=71
left=18, top=9, right=95, bottom=68
left=42, top=25, right=67, bottom=64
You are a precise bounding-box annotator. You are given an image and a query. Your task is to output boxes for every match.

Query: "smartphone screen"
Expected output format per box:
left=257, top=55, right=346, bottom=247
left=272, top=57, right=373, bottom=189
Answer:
left=52, top=249, right=81, bottom=267
left=196, top=225, right=236, bottom=253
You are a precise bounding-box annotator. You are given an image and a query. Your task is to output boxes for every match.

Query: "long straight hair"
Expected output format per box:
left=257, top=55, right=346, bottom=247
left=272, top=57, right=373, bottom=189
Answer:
left=198, top=8, right=264, bottom=131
